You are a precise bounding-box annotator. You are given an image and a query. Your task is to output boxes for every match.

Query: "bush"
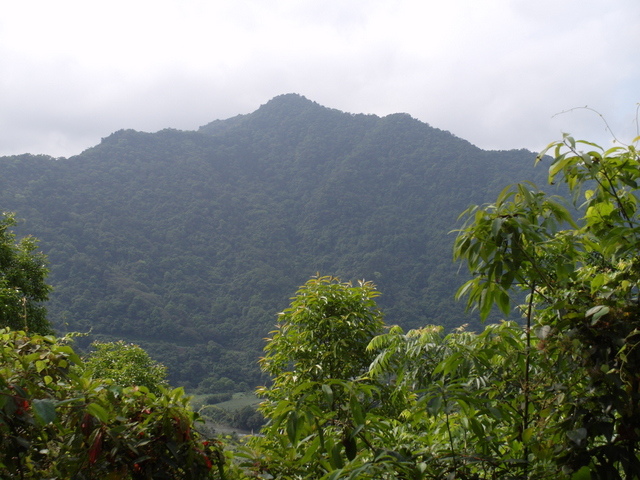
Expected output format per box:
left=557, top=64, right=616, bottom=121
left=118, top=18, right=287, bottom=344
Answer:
left=204, top=392, right=234, bottom=404
left=84, top=340, right=168, bottom=395
left=0, top=329, right=225, bottom=479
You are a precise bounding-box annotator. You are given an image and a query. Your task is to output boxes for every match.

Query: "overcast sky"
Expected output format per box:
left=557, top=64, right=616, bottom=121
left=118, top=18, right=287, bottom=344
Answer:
left=1, top=0, right=638, bottom=158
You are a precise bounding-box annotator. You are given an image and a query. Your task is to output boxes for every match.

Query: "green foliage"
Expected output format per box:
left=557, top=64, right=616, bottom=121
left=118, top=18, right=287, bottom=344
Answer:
left=240, top=277, right=559, bottom=478
left=10, top=129, right=638, bottom=477
left=0, top=329, right=225, bottom=479
left=245, top=276, right=386, bottom=478
left=259, top=275, right=384, bottom=391
left=453, top=181, right=577, bottom=320
left=204, top=392, right=234, bottom=404
left=454, top=134, right=640, bottom=478
left=0, top=95, right=544, bottom=390
left=84, top=340, right=168, bottom=395
left=0, top=212, right=52, bottom=334
left=243, top=303, right=571, bottom=478
left=366, top=321, right=582, bottom=478
left=233, top=135, right=640, bottom=479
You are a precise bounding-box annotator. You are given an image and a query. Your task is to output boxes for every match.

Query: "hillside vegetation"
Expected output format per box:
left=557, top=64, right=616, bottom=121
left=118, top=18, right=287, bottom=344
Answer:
left=0, top=94, right=545, bottom=390
left=3, top=103, right=639, bottom=478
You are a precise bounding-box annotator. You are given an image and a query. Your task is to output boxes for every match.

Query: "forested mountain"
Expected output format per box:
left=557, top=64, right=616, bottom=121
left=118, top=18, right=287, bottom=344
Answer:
left=0, top=94, right=546, bottom=391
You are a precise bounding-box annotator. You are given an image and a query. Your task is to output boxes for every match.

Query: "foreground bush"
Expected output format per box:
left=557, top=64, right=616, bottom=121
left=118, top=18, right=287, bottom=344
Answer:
left=0, top=329, right=224, bottom=479
left=84, top=340, right=169, bottom=395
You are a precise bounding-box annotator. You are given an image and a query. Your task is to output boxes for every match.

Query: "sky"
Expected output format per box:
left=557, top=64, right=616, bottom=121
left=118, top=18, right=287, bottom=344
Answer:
left=1, top=0, right=638, bottom=158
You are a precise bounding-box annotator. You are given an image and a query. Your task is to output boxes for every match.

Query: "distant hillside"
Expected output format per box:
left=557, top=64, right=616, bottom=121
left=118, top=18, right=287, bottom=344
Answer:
left=0, top=94, right=546, bottom=391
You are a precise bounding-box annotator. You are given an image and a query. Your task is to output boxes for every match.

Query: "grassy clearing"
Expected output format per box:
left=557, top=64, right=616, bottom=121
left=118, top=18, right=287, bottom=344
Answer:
left=190, top=392, right=261, bottom=411
left=215, top=392, right=261, bottom=410
left=190, top=392, right=263, bottom=436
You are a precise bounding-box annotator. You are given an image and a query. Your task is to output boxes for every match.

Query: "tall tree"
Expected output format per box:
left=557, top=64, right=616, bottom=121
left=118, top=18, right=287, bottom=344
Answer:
left=259, top=275, right=384, bottom=394
left=454, top=134, right=640, bottom=478
left=248, top=276, right=385, bottom=478
left=84, top=340, right=168, bottom=395
left=0, top=212, right=52, bottom=334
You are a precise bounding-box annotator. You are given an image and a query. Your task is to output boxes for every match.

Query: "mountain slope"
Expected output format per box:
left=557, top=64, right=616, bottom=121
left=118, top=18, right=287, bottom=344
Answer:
left=0, top=94, right=545, bottom=390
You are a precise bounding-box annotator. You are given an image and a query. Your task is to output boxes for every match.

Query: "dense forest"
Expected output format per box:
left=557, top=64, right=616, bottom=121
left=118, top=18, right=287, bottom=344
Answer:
left=2, top=98, right=640, bottom=478
left=0, top=94, right=546, bottom=391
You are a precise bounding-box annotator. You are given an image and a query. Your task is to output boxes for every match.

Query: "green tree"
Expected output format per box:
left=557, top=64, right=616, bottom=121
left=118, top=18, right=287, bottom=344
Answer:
left=245, top=275, right=386, bottom=478
left=239, top=135, right=630, bottom=478
left=454, top=134, right=640, bottom=478
left=243, top=281, right=570, bottom=479
left=365, top=320, right=579, bottom=479
left=0, top=329, right=225, bottom=479
left=84, top=340, right=169, bottom=395
left=0, top=212, right=52, bottom=334
left=258, top=275, right=385, bottom=400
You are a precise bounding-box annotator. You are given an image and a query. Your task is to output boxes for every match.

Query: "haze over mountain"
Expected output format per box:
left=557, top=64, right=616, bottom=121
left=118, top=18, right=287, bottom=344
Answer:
left=0, top=94, right=546, bottom=391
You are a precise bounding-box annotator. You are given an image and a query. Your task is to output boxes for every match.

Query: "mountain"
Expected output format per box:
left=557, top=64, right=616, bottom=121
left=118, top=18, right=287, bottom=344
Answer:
left=0, top=94, right=546, bottom=391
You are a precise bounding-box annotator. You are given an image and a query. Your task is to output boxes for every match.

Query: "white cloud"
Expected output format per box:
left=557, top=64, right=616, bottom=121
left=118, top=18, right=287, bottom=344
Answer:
left=1, top=0, right=638, bottom=157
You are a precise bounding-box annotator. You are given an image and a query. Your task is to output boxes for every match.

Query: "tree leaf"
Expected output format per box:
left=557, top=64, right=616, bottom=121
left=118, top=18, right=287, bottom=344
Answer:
left=321, top=384, right=333, bottom=405
left=566, top=428, right=587, bottom=445
left=32, top=398, right=56, bottom=425
left=86, top=403, right=109, bottom=423
left=330, top=443, right=344, bottom=469
left=343, top=435, right=357, bottom=461
left=286, top=411, right=299, bottom=444
left=571, top=466, right=591, bottom=480
left=350, top=395, right=365, bottom=426
left=585, top=305, right=609, bottom=325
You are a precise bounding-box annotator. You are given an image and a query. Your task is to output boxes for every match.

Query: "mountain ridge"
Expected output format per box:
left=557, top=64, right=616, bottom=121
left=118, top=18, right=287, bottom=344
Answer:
left=0, top=95, right=545, bottom=391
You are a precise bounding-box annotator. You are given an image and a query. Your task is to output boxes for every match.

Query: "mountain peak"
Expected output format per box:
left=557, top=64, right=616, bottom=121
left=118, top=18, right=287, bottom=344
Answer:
left=263, top=92, right=314, bottom=106
left=254, top=93, right=328, bottom=117
left=199, top=94, right=340, bottom=136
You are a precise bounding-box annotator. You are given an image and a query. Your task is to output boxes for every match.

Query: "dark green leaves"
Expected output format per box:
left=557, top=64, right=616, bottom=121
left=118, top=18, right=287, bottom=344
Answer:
left=0, top=329, right=223, bottom=478
left=0, top=213, right=52, bottom=334
left=454, top=182, right=578, bottom=320
left=457, top=135, right=640, bottom=478
left=32, top=398, right=56, bottom=425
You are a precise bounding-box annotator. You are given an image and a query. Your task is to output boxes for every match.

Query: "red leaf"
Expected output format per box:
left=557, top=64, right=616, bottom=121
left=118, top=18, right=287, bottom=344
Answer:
left=89, top=431, right=103, bottom=464
left=81, top=413, right=93, bottom=437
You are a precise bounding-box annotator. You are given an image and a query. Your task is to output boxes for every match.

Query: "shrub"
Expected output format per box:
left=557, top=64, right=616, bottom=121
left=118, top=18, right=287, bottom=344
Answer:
left=0, top=329, right=225, bottom=479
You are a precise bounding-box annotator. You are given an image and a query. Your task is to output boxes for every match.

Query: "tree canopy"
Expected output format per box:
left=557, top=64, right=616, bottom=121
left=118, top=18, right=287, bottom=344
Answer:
left=0, top=94, right=544, bottom=391
left=84, top=340, right=169, bottom=395
left=231, top=134, right=640, bottom=479
left=453, top=134, right=640, bottom=478
left=259, top=275, right=384, bottom=391
left=4, top=130, right=640, bottom=478
left=0, top=329, right=223, bottom=479
left=0, top=212, right=52, bottom=335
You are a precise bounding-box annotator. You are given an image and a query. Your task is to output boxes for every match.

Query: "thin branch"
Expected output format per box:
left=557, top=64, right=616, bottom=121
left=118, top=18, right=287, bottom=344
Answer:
left=563, top=139, right=636, bottom=231
left=522, top=282, right=535, bottom=480
left=553, top=106, right=625, bottom=146
left=597, top=167, right=635, bottom=229
left=512, top=238, right=557, bottom=294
